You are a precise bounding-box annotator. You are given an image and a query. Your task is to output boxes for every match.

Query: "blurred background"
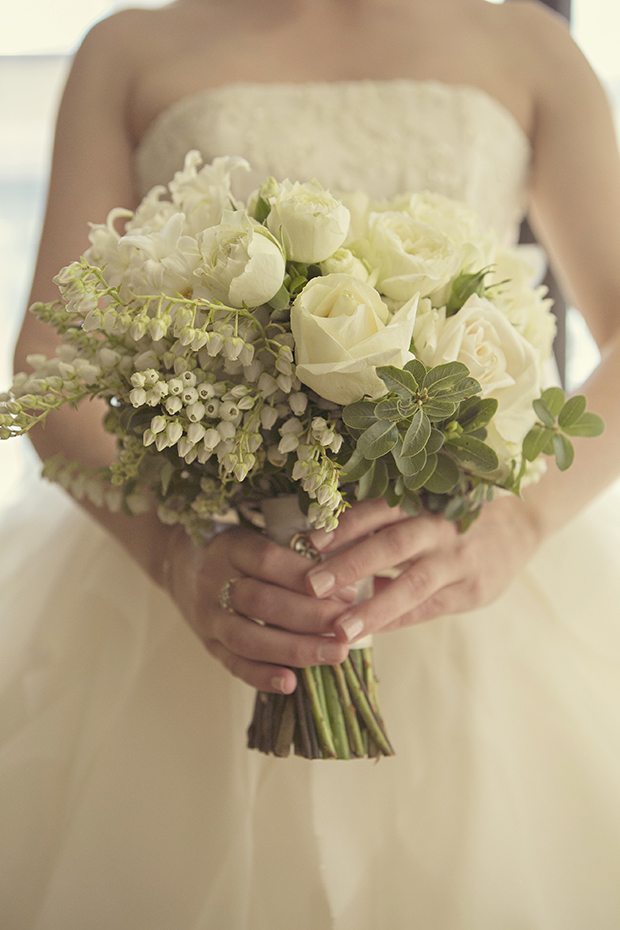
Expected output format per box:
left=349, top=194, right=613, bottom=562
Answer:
left=0, top=0, right=618, bottom=505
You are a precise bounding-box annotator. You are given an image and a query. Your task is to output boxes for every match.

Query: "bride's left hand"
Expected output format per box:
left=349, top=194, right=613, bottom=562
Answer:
left=305, top=496, right=542, bottom=642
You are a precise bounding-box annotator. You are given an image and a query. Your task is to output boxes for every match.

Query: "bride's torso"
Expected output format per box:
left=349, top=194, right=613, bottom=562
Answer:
left=126, top=0, right=535, bottom=242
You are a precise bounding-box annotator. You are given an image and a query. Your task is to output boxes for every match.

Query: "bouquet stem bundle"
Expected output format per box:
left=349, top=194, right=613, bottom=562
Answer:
left=247, top=648, right=394, bottom=759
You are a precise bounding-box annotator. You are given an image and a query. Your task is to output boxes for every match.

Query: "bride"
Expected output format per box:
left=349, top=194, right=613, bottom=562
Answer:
left=2, top=0, right=620, bottom=926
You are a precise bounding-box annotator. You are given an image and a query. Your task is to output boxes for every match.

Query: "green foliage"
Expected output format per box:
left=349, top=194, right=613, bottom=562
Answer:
left=522, top=386, right=604, bottom=473
left=445, top=266, right=492, bottom=315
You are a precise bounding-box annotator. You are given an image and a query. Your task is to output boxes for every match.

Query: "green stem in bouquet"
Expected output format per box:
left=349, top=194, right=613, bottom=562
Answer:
left=301, top=667, right=337, bottom=758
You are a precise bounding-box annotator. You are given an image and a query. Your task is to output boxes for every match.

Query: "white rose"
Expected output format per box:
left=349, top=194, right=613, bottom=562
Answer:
left=290, top=273, right=418, bottom=404
left=320, top=248, right=371, bottom=282
left=418, top=294, right=541, bottom=448
left=265, top=179, right=350, bottom=263
left=354, top=211, right=461, bottom=304
left=195, top=210, right=285, bottom=308
left=490, top=248, right=556, bottom=358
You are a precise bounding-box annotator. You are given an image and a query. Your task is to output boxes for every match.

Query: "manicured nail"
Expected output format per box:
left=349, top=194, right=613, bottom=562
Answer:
left=309, top=528, right=336, bottom=552
left=337, top=616, right=365, bottom=643
left=317, top=641, right=346, bottom=664
left=271, top=676, right=289, bottom=693
left=308, top=569, right=336, bottom=597
left=334, top=584, right=358, bottom=604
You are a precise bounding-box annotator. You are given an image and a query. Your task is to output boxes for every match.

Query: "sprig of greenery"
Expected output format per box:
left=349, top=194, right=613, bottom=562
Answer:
left=520, top=386, right=604, bottom=474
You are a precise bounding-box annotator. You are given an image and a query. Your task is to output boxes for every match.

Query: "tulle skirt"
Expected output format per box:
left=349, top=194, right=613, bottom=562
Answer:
left=1, top=477, right=620, bottom=929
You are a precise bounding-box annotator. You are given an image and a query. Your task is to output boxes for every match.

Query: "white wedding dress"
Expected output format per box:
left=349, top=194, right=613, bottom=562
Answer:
left=2, top=80, right=620, bottom=930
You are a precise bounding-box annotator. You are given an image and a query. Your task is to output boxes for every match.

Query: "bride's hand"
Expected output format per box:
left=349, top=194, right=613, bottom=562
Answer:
left=305, top=496, right=542, bottom=642
left=163, top=525, right=350, bottom=694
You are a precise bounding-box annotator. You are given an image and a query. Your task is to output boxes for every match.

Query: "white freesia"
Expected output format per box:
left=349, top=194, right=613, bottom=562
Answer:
left=265, top=178, right=350, bottom=263
left=291, top=273, right=418, bottom=404
left=354, top=211, right=461, bottom=304
left=168, top=151, right=250, bottom=236
left=417, top=293, right=541, bottom=450
left=195, top=210, right=285, bottom=308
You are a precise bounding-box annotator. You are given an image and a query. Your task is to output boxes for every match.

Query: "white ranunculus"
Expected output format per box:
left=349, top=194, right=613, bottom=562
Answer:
left=418, top=294, right=541, bottom=449
left=489, top=248, right=556, bottom=358
left=195, top=210, right=285, bottom=308
left=265, top=179, right=350, bottom=263
left=291, top=273, right=418, bottom=404
left=168, top=151, right=250, bottom=236
left=354, top=211, right=461, bottom=304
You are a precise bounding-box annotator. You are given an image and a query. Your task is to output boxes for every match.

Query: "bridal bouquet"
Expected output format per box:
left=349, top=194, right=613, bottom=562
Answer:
left=0, top=152, right=602, bottom=759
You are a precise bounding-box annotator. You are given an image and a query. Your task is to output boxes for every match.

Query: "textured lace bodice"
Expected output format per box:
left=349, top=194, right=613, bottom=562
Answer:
left=135, top=79, right=531, bottom=245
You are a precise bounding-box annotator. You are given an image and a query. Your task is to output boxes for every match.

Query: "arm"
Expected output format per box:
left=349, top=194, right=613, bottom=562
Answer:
left=14, top=13, right=348, bottom=693
left=305, top=9, right=620, bottom=639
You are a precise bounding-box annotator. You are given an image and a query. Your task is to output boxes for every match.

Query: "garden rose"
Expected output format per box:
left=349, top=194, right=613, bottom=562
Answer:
left=291, top=273, right=418, bottom=404
left=265, top=179, right=350, bottom=263
left=417, top=294, right=541, bottom=446
left=195, top=210, right=285, bottom=309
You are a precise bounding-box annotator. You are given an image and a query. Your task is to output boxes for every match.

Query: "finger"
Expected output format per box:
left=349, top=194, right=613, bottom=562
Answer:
left=217, top=527, right=316, bottom=594
left=205, top=639, right=300, bottom=694
left=230, top=575, right=349, bottom=634
left=309, top=498, right=409, bottom=553
left=381, top=579, right=479, bottom=629
left=306, top=515, right=457, bottom=599
left=209, top=611, right=349, bottom=671
left=330, top=552, right=464, bottom=643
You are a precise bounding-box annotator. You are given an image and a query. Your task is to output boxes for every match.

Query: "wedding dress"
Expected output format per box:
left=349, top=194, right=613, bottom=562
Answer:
left=1, top=80, right=620, bottom=930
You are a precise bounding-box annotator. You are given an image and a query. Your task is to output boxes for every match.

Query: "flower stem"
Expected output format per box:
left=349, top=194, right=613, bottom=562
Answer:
left=301, top=667, right=337, bottom=758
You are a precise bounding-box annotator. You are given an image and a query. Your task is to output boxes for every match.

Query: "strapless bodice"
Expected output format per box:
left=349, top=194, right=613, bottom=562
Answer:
left=135, top=79, right=531, bottom=245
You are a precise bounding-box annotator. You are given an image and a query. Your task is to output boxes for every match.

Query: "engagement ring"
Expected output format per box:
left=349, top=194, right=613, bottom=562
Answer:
left=218, top=578, right=238, bottom=613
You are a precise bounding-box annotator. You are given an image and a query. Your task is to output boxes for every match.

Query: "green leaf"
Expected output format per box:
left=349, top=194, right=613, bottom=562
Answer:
left=445, top=267, right=491, bottom=315
left=553, top=432, right=575, bottom=471
left=404, top=359, right=428, bottom=384
left=357, top=459, right=389, bottom=500
left=404, top=453, right=438, bottom=490
left=267, top=283, right=291, bottom=312
left=422, top=452, right=460, bottom=494
left=423, top=361, right=471, bottom=394
left=426, top=427, right=445, bottom=454
left=376, top=366, right=419, bottom=397
left=561, top=412, right=605, bottom=438
left=253, top=194, right=271, bottom=223
left=119, top=405, right=137, bottom=432
left=444, top=496, right=470, bottom=521
left=442, top=377, right=482, bottom=403
left=357, top=420, right=399, bottom=460
left=384, top=482, right=404, bottom=508
left=160, top=461, right=175, bottom=496
left=533, top=398, right=556, bottom=429
left=343, top=401, right=378, bottom=431
left=522, top=424, right=551, bottom=462
left=400, top=489, right=422, bottom=516
left=375, top=397, right=405, bottom=422
left=541, top=386, right=566, bottom=418
left=392, top=444, right=428, bottom=477
left=339, top=448, right=373, bottom=482
left=402, top=408, right=431, bottom=457
left=446, top=434, right=499, bottom=472
left=457, top=396, right=498, bottom=432
left=558, top=395, right=587, bottom=429
left=423, top=398, right=458, bottom=420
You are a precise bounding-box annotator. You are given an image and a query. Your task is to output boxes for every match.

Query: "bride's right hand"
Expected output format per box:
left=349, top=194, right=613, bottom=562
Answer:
left=162, top=525, right=350, bottom=694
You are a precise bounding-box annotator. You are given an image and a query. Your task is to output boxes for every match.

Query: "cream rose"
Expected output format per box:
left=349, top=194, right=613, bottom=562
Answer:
left=354, top=211, right=461, bottom=304
left=265, top=179, right=351, bottom=263
left=290, top=273, right=418, bottom=404
left=418, top=294, right=541, bottom=449
left=195, top=210, right=285, bottom=309
left=489, top=247, right=556, bottom=358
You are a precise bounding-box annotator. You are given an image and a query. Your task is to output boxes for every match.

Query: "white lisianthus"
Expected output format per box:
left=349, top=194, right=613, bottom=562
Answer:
left=168, top=151, right=250, bottom=235
left=489, top=248, right=556, bottom=357
left=196, top=210, right=285, bottom=309
left=291, top=273, right=418, bottom=404
left=354, top=211, right=461, bottom=304
left=265, top=179, right=350, bottom=263
left=118, top=212, right=201, bottom=297
left=417, top=294, right=541, bottom=451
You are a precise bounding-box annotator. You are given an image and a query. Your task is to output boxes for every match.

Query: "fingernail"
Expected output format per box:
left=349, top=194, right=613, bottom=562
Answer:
left=308, top=569, right=336, bottom=597
left=334, top=583, right=358, bottom=604
left=309, top=528, right=336, bottom=552
left=317, top=641, right=346, bottom=664
left=337, top=616, right=365, bottom=643
left=271, top=676, right=289, bottom=694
